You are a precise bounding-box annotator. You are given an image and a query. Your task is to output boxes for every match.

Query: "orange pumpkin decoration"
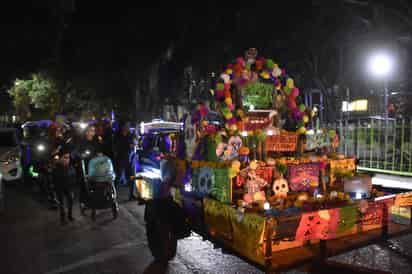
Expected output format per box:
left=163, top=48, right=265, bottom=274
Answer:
left=238, top=146, right=250, bottom=156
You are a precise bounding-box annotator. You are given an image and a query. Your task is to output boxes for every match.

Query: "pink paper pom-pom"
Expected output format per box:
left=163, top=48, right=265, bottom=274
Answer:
left=236, top=57, right=246, bottom=67
left=291, top=87, right=300, bottom=97
left=216, top=90, right=225, bottom=99
left=227, top=117, right=237, bottom=124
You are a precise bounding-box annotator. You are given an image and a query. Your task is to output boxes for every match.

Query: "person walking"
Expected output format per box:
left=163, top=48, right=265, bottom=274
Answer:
left=113, top=122, right=136, bottom=200
left=76, top=125, right=101, bottom=214
left=53, top=148, right=76, bottom=225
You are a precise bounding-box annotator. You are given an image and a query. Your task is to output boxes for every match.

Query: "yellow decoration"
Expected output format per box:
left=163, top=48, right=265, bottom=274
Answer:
left=237, top=109, right=245, bottom=118
left=310, top=110, right=316, bottom=118
left=303, top=115, right=309, bottom=123
left=225, top=97, right=233, bottom=105
left=226, top=69, right=233, bottom=75
left=260, top=71, right=270, bottom=79
left=297, top=127, right=306, bottom=135
left=286, top=78, right=294, bottom=89
left=250, top=160, right=258, bottom=170
left=225, top=112, right=233, bottom=119
left=229, top=124, right=238, bottom=131
left=201, top=120, right=209, bottom=127
left=231, top=160, right=241, bottom=173
left=204, top=198, right=234, bottom=242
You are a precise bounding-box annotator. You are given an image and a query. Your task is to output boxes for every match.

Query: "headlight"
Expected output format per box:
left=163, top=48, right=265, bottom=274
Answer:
left=80, top=122, right=88, bottom=130
left=81, top=150, right=91, bottom=158
left=37, top=144, right=46, bottom=152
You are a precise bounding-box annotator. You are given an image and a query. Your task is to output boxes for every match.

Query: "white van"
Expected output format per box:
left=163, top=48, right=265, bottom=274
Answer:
left=0, top=128, right=23, bottom=182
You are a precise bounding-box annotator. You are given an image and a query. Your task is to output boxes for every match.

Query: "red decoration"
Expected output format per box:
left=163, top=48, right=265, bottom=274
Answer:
left=295, top=209, right=340, bottom=241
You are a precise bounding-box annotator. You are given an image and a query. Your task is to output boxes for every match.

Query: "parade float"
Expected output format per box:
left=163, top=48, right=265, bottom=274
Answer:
left=136, top=49, right=412, bottom=272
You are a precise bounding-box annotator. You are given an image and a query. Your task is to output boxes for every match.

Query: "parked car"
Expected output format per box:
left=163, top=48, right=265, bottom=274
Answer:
left=0, top=128, right=23, bottom=182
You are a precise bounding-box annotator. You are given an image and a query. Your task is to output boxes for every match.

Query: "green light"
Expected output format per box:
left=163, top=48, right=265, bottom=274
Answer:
left=29, top=165, right=39, bottom=178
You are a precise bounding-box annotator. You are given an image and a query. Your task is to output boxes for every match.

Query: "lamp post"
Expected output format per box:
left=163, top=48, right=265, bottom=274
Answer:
left=367, top=51, right=394, bottom=170
left=367, top=52, right=394, bottom=120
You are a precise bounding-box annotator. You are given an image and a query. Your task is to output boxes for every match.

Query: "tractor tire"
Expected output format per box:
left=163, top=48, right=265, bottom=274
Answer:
left=146, top=221, right=177, bottom=262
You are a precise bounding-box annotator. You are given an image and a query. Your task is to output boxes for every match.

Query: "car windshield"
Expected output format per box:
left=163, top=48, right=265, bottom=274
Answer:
left=0, top=131, right=18, bottom=147
left=23, top=126, right=48, bottom=139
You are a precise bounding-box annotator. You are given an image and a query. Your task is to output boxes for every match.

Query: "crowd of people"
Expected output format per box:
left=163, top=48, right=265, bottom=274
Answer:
left=46, top=119, right=137, bottom=224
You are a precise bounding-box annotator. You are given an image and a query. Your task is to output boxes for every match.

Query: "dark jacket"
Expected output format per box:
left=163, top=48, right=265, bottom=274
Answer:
left=77, top=138, right=102, bottom=160
left=113, top=133, right=135, bottom=160
left=53, top=163, right=76, bottom=192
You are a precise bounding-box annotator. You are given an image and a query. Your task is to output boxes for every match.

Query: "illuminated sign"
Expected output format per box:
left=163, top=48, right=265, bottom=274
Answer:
left=342, top=99, right=368, bottom=112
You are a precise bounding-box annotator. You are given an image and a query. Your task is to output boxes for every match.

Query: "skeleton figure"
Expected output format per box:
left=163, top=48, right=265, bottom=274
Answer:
left=272, top=177, right=289, bottom=199
left=184, top=114, right=197, bottom=159
left=243, top=170, right=267, bottom=204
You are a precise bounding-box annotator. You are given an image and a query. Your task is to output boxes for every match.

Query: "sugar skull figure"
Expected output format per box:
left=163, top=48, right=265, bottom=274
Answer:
left=243, top=170, right=267, bottom=204
left=272, top=177, right=289, bottom=199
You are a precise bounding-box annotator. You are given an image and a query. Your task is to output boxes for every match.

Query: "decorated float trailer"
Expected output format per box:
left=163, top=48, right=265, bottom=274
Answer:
left=136, top=49, right=412, bottom=273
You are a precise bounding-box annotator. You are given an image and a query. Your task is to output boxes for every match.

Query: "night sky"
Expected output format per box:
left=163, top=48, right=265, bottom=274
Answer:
left=1, top=1, right=411, bottom=119
left=0, top=2, right=313, bottom=84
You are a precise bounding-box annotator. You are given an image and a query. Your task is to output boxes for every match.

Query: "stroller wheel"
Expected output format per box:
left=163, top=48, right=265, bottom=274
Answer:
left=91, top=209, right=96, bottom=221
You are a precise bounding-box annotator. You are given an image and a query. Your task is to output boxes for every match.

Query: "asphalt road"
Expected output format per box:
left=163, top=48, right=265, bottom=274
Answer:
left=1, top=183, right=412, bottom=274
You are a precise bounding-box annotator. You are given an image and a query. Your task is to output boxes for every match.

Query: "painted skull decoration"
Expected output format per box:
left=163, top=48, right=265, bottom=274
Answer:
left=197, top=167, right=213, bottom=194
left=272, top=177, right=289, bottom=199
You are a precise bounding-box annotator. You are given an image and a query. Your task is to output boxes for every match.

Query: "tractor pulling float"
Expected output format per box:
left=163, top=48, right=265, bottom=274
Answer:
left=135, top=49, right=412, bottom=273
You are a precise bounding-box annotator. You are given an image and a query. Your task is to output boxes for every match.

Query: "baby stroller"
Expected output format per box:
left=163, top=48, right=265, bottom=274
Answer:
left=82, top=154, right=119, bottom=220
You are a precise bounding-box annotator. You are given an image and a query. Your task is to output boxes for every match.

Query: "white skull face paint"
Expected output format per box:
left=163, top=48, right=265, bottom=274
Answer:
left=184, top=114, right=197, bottom=159
left=272, top=177, right=289, bottom=199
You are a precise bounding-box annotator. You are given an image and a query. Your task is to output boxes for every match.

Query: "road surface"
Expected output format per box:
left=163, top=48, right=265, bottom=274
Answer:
left=1, top=183, right=412, bottom=274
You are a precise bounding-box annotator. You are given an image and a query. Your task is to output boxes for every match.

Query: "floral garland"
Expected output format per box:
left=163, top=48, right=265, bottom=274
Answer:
left=213, top=49, right=315, bottom=135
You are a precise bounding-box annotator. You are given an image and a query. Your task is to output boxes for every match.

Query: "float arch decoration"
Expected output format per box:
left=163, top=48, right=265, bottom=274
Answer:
left=213, top=48, right=315, bottom=135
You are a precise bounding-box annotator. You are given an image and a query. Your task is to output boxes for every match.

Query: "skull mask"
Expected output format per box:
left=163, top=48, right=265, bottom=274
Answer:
left=272, top=177, right=289, bottom=199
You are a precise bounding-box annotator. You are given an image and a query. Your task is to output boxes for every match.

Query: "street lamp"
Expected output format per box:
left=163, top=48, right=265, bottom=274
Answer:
left=367, top=51, right=394, bottom=120
left=367, top=51, right=395, bottom=170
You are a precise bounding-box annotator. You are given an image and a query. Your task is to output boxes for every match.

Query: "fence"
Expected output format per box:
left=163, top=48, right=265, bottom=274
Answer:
left=329, top=117, right=412, bottom=176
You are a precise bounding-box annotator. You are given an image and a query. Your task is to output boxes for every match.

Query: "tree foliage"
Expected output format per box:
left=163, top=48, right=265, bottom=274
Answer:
left=8, top=73, right=59, bottom=119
